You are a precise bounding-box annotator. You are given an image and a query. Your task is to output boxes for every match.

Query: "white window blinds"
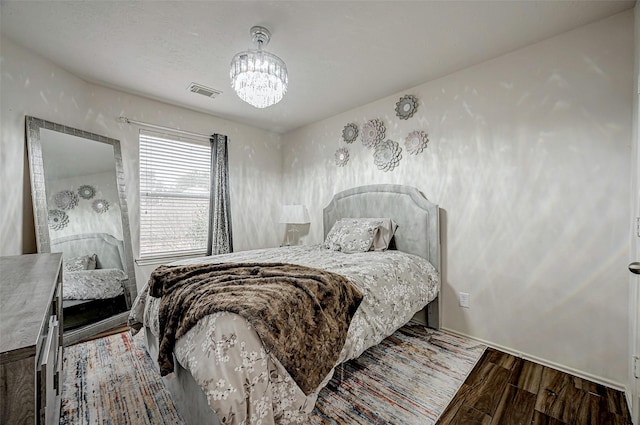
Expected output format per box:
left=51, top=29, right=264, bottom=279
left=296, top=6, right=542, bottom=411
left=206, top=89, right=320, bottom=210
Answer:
left=139, top=131, right=211, bottom=258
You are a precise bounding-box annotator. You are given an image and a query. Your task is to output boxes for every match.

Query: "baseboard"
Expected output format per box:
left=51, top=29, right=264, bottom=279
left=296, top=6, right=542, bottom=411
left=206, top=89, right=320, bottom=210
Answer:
left=624, top=389, right=635, bottom=424
left=441, top=327, right=627, bottom=393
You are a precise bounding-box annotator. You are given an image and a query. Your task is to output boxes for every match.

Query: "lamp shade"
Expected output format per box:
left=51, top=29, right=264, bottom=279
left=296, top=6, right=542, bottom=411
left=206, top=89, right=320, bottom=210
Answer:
left=279, top=205, right=310, bottom=224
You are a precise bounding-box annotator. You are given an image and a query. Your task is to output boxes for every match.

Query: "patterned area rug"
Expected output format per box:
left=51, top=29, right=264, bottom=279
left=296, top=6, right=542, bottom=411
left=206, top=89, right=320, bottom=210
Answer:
left=60, top=324, right=485, bottom=425
left=60, top=331, right=184, bottom=425
left=310, top=325, right=485, bottom=424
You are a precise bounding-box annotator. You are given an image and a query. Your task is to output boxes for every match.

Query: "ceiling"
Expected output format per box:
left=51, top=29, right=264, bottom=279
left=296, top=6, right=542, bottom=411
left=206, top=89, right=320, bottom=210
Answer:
left=1, top=1, right=634, bottom=134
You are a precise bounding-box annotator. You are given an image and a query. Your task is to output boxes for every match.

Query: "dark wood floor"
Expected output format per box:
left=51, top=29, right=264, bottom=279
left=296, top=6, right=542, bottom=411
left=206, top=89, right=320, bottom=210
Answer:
left=436, top=347, right=632, bottom=425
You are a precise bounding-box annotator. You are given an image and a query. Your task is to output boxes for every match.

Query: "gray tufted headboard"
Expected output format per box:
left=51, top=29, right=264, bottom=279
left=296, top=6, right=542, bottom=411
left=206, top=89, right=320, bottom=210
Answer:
left=323, top=184, right=440, bottom=273
left=50, top=233, right=126, bottom=271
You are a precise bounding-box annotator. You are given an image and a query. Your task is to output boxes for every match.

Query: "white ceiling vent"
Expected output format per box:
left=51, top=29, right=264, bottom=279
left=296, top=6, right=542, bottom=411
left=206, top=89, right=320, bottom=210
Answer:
left=187, top=82, right=222, bottom=99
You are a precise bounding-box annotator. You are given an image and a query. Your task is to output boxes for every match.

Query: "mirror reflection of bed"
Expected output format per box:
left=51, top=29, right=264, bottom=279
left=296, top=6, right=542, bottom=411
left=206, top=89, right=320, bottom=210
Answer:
left=51, top=233, right=129, bottom=331
left=26, top=116, right=137, bottom=345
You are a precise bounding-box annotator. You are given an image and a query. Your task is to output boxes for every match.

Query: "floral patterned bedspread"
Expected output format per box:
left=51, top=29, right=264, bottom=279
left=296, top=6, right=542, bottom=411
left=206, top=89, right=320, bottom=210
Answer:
left=129, top=245, right=439, bottom=425
left=63, top=268, right=126, bottom=300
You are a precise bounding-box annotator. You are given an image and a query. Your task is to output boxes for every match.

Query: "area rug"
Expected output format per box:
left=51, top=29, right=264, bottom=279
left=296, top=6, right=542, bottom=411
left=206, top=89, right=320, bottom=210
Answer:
left=310, top=325, right=485, bottom=424
left=60, top=331, right=184, bottom=425
left=60, top=324, right=485, bottom=425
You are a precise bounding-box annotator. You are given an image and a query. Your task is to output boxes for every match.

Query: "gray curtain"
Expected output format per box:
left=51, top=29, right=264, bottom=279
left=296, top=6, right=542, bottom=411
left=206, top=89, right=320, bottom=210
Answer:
left=207, top=134, right=233, bottom=255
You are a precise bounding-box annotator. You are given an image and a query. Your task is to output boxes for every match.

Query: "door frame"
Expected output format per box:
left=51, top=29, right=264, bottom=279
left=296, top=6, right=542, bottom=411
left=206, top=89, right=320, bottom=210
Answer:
left=630, top=5, right=639, bottom=422
left=627, top=107, right=640, bottom=425
left=631, top=109, right=639, bottom=424
left=631, top=110, right=639, bottom=424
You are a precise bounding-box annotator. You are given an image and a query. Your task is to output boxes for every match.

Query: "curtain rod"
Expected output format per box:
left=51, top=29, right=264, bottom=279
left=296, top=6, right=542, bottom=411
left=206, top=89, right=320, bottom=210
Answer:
left=117, top=116, right=212, bottom=140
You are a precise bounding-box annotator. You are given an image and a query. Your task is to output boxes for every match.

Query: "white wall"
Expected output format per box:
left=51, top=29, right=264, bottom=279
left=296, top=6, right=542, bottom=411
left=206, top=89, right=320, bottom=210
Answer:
left=282, top=11, right=634, bottom=386
left=0, top=36, right=284, bottom=290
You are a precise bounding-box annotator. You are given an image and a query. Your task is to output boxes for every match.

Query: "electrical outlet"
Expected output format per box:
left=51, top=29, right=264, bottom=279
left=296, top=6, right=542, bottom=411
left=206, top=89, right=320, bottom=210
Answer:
left=459, top=292, right=470, bottom=308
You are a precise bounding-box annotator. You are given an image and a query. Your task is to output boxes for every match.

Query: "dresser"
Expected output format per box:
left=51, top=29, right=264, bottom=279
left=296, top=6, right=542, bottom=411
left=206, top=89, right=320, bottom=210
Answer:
left=0, top=254, right=64, bottom=425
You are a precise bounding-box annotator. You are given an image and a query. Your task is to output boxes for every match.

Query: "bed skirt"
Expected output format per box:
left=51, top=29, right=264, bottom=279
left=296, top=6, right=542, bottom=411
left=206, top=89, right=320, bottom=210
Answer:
left=144, top=326, right=221, bottom=425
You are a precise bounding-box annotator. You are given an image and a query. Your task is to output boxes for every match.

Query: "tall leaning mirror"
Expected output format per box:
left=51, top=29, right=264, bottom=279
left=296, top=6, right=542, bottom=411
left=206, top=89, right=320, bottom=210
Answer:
left=26, top=116, right=137, bottom=346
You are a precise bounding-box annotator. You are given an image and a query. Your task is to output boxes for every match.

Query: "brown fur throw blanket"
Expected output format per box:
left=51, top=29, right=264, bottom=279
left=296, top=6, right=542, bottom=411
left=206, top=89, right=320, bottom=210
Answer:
left=148, top=262, right=363, bottom=395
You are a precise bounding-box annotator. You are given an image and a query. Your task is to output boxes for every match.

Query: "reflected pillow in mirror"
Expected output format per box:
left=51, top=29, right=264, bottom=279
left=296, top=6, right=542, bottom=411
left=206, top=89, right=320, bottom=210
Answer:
left=324, top=218, right=397, bottom=253
left=64, top=254, right=97, bottom=272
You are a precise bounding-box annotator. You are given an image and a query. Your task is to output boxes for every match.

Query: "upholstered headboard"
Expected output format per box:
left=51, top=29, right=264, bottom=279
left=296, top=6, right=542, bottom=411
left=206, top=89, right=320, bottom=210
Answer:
left=323, top=184, right=440, bottom=273
left=50, top=233, right=126, bottom=271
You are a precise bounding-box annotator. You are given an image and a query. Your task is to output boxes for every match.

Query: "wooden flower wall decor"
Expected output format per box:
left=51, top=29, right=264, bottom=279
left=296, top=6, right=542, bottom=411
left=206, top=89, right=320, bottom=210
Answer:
left=92, top=199, right=110, bottom=214
left=48, top=209, right=69, bottom=231
left=335, top=93, right=428, bottom=170
left=78, top=184, right=96, bottom=200
left=361, top=118, right=386, bottom=149
left=374, top=140, right=402, bottom=172
left=342, top=123, right=358, bottom=144
left=395, top=95, right=418, bottom=120
left=335, top=148, right=349, bottom=167
left=405, top=130, right=429, bottom=155
left=54, top=190, right=79, bottom=210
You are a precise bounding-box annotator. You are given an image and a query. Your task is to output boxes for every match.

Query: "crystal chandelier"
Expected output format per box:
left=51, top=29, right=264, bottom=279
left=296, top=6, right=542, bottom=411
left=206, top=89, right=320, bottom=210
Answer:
left=230, top=26, right=288, bottom=109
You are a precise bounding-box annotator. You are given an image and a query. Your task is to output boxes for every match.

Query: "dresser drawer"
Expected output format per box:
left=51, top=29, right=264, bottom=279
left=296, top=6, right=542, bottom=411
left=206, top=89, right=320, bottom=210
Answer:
left=39, top=315, right=60, bottom=425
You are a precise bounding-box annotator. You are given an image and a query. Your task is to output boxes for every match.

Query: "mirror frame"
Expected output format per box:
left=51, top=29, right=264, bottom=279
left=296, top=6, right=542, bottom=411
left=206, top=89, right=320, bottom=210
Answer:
left=26, top=116, right=137, bottom=346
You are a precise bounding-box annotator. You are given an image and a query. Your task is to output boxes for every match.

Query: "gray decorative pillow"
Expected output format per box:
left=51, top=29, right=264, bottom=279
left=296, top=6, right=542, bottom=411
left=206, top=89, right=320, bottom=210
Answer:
left=324, top=218, right=397, bottom=253
left=63, top=254, right=97, bottom=272
left=324, top=218, right=383, bottom=254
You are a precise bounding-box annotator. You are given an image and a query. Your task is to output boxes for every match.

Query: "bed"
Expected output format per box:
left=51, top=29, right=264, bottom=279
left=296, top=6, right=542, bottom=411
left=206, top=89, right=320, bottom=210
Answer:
left=51, top=233, right=129, bottom=331
left=129, top=184, right=441, bottom=425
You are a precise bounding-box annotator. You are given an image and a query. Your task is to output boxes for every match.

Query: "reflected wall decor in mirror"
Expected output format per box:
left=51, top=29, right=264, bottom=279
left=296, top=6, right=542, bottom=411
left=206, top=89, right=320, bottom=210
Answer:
left=26, top=116, right=137, bottom=346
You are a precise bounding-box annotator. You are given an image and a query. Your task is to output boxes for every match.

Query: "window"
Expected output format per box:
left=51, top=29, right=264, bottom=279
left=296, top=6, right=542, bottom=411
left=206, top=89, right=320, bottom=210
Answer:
left=139, top=130, right=211, bottom=258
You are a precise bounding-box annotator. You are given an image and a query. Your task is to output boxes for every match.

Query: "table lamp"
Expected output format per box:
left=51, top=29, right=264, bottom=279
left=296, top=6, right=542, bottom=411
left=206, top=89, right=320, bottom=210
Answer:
left=279, top=204, right=310, bottom=246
